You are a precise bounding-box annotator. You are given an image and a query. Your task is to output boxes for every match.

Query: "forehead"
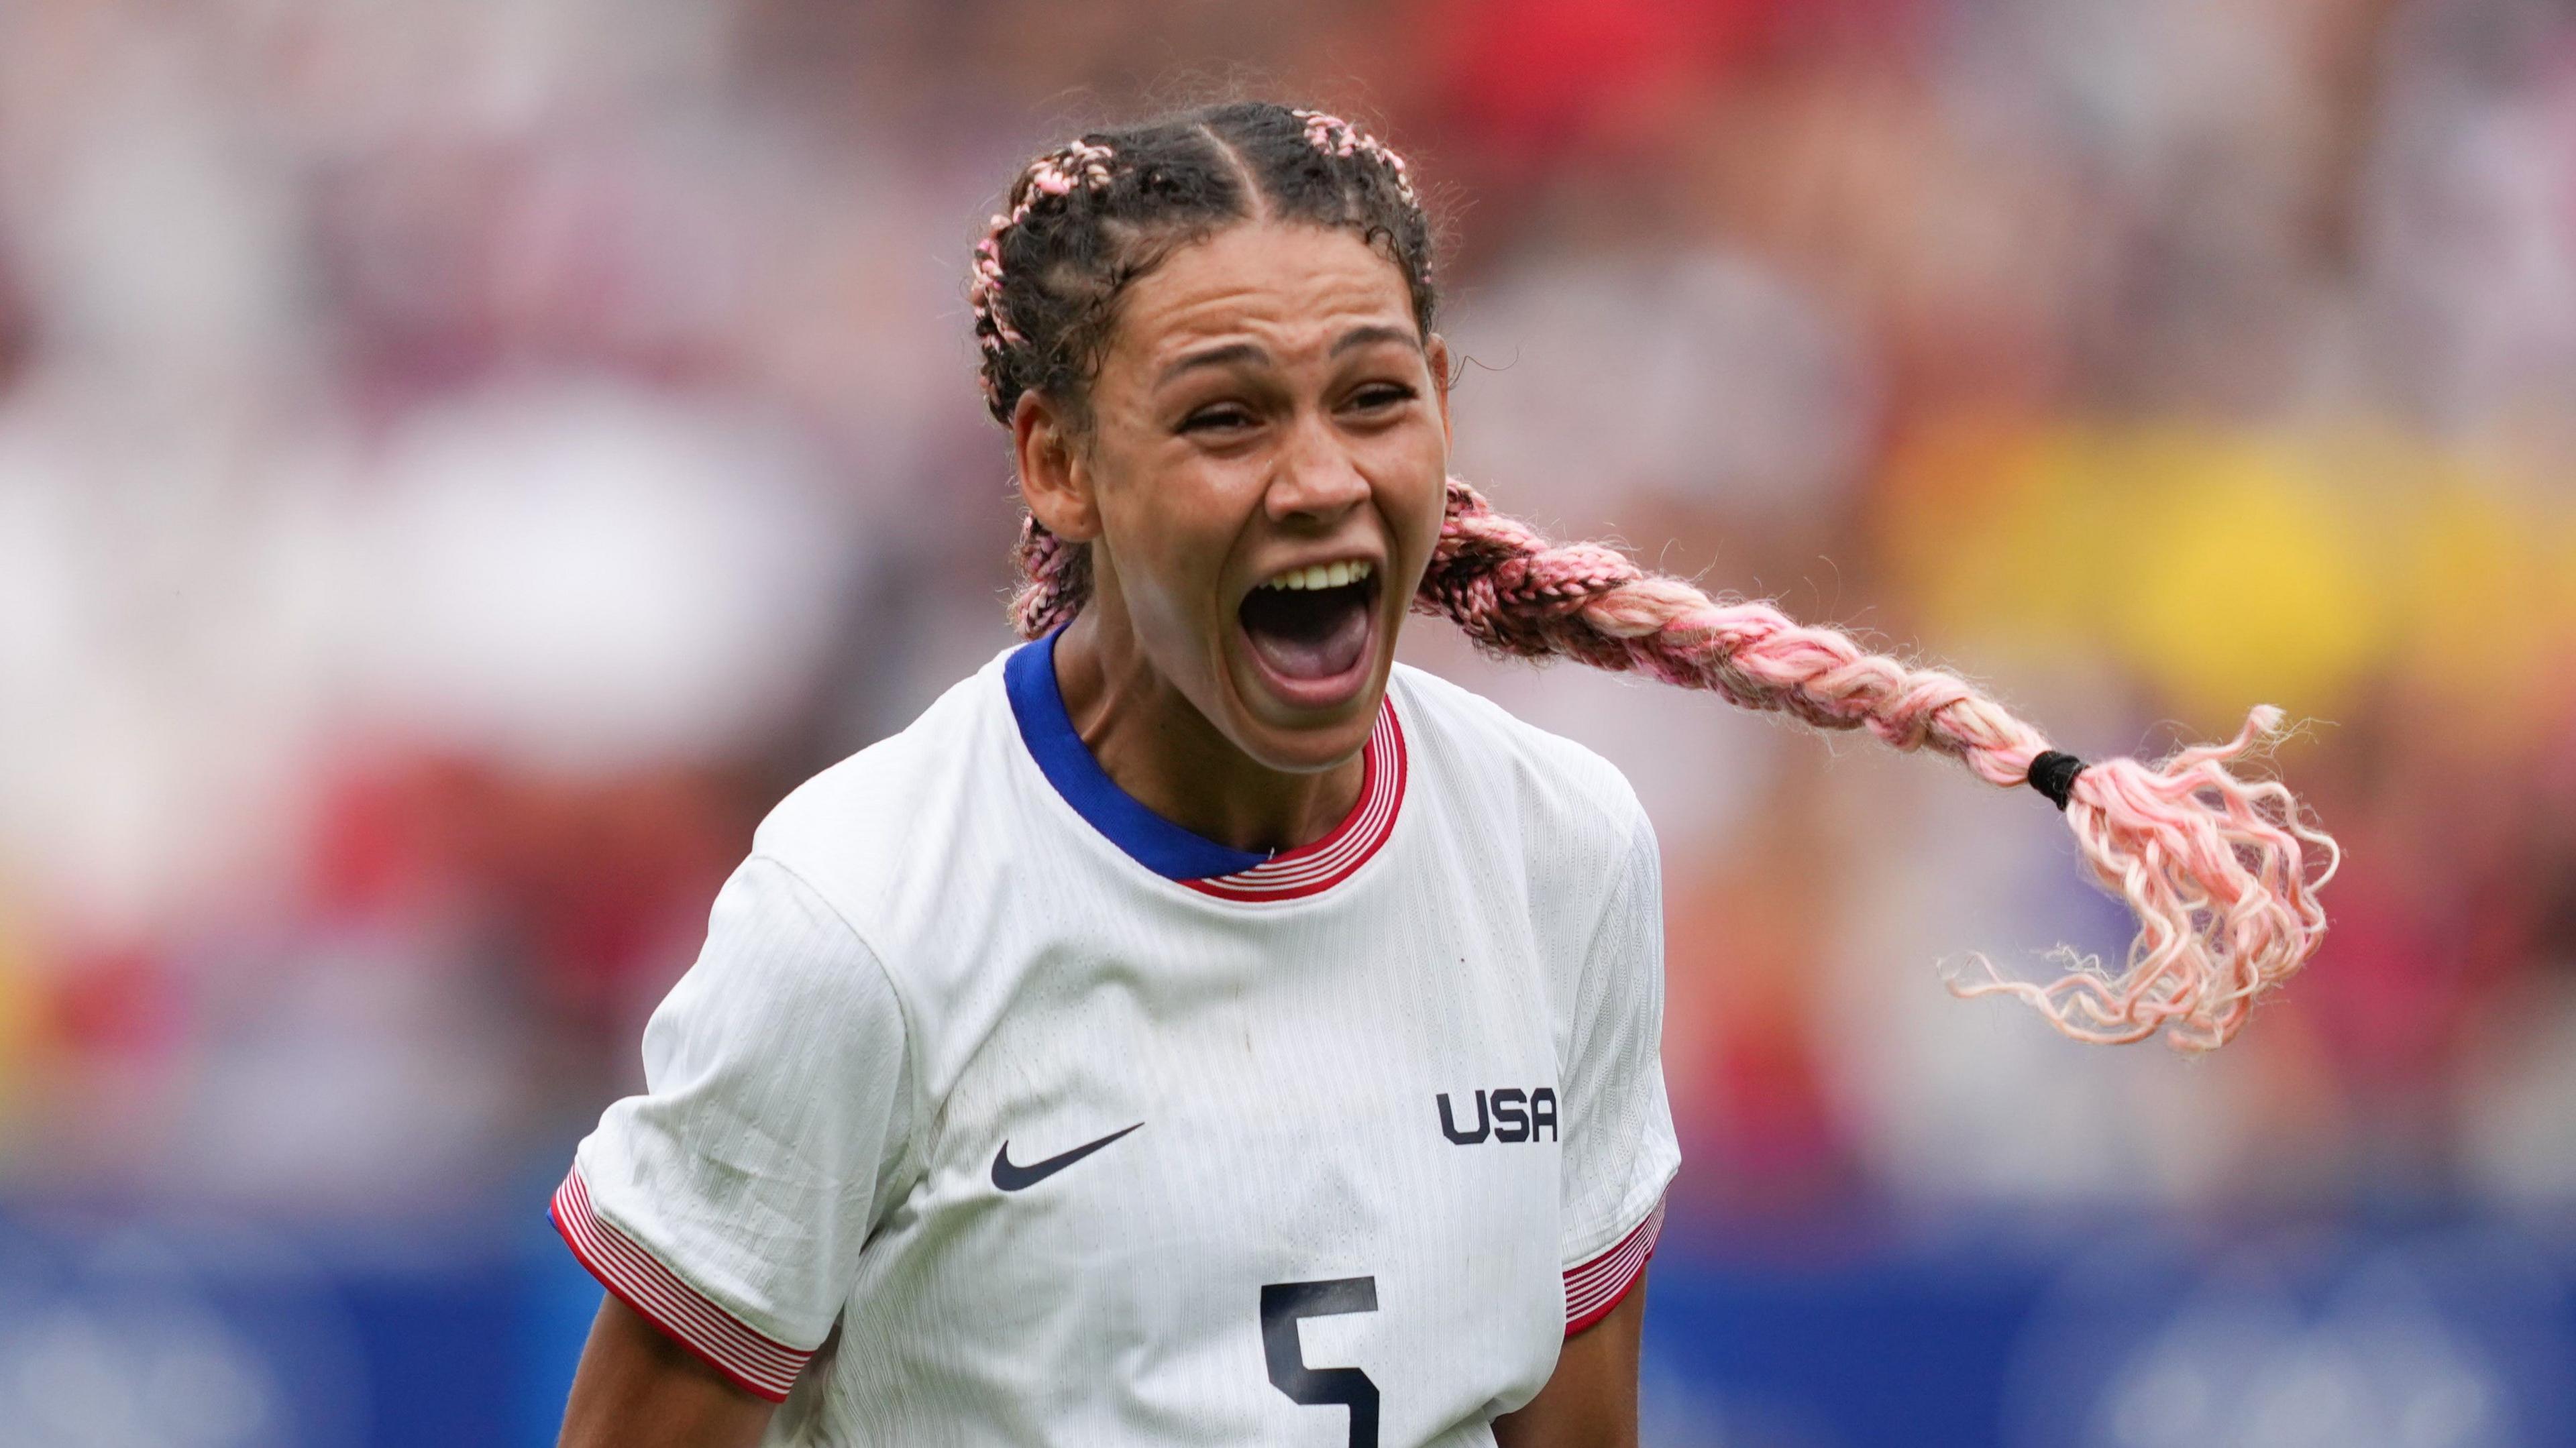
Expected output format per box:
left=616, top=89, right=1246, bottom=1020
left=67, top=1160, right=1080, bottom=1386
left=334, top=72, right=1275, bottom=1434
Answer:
left=1106, top=221, right=1417, bottom=378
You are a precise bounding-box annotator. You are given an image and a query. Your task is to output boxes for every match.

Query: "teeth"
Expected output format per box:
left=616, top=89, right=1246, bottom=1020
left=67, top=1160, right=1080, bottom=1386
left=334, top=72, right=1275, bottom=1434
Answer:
left=1258, top=559, right=1375, bottom=592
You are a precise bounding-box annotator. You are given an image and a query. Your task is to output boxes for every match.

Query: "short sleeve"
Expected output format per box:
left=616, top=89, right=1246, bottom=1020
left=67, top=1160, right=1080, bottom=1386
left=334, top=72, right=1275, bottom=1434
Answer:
left=1556, top=809, right=1680, bottom=1335
left=552, top=855, right=916, bottom=1400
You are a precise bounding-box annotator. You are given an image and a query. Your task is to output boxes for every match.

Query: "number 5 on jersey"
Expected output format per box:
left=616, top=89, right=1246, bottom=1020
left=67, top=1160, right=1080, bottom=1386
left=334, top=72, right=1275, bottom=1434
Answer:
left=1260, top=1277, right=1379, bottom=1447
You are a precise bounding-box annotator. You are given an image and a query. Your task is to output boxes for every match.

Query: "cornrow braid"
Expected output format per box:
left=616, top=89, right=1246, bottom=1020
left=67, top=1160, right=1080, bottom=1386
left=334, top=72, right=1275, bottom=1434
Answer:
left=1290, top=109, right=1419, bottom=209
left=969, top=138, right=1118, bottom=406
left=966, top=104, right=2339, bottom=1053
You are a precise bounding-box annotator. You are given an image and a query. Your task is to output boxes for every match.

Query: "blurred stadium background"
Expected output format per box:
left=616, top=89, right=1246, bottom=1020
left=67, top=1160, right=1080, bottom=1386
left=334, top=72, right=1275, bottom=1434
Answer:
left=3, top=1, right=2574, bottom=1444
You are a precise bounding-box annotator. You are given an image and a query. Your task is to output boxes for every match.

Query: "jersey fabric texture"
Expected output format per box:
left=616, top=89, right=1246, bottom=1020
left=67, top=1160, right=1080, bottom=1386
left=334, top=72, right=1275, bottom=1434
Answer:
left=555, top=636, right=1681, bottom=1445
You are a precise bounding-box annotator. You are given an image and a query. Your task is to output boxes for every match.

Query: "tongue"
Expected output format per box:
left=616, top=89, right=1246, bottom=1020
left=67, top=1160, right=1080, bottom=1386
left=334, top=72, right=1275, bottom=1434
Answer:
left=1240, top=586, right=1373, bottom=681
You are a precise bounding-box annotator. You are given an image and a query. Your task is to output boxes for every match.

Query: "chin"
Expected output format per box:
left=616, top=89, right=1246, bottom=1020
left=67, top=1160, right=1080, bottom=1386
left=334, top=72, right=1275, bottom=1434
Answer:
left=1224, top=683, right=1387, bottom=774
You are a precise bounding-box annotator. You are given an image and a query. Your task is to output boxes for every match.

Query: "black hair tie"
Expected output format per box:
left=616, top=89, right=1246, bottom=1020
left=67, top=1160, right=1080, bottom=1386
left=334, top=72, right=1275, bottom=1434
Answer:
left=2026, top=750, right=2088, bottom=811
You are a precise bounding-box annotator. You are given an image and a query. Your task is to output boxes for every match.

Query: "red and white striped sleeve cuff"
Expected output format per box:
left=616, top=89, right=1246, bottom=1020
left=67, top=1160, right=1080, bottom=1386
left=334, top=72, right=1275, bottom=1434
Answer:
left=550, top=1166, right=813, bottom=1402
left=1562, top=1196, right=1665, bottom=1337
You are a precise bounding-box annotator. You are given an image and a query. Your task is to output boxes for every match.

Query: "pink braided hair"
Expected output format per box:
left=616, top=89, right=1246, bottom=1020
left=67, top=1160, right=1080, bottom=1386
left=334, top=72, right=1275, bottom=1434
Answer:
left=1012, top=512, right=1090, bottom=638
left=1423, top=479, right=2339, bottom=1053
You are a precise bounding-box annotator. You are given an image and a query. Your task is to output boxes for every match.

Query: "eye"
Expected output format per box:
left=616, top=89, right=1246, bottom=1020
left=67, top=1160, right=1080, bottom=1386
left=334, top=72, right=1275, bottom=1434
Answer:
left=1180, top=405, right=1255, bottom=434
left=1345, top=383, right=1417, bottom=412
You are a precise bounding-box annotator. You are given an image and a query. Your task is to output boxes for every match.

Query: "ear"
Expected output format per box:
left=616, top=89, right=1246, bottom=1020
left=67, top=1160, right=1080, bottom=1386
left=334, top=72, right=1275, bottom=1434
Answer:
left=1013, top=389, right=1100, bottom=542
left=1424, top=332, right=1454, bottom=451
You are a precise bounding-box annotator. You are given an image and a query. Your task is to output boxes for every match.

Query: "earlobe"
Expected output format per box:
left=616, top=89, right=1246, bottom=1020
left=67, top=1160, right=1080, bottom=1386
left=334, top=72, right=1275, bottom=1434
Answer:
left=1013, top=391, right=1102, bottom=542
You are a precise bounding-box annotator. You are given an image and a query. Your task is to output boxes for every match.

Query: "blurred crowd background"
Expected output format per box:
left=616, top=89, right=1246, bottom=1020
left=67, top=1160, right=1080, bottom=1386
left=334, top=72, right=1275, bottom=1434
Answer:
left=2, top=0, right=2573, bottom=1444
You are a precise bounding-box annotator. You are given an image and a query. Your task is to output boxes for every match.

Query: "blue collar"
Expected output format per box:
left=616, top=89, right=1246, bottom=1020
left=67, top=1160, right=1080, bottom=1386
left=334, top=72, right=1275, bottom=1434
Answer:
left=1004, top=632, right=1271, bottom=881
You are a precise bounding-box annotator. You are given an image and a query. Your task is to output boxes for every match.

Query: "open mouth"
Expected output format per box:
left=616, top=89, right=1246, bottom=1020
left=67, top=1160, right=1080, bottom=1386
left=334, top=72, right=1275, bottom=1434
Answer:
left=1236, top=559, right=1381, bottom=706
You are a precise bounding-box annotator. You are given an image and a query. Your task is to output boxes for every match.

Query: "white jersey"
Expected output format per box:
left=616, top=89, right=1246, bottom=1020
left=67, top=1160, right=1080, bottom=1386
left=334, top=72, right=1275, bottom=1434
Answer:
left=553, top=636, right=1680, bottom=1447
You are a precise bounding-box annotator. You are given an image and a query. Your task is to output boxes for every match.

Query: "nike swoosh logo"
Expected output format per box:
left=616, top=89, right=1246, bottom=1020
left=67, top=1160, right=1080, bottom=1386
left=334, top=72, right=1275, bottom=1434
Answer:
left=990, top=1122, right=1144, bottom=1192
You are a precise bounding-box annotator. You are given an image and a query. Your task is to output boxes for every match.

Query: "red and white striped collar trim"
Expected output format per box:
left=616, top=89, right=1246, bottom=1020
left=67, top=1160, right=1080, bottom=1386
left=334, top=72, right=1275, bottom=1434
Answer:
left=1181, top=698, right=1407, bottom=902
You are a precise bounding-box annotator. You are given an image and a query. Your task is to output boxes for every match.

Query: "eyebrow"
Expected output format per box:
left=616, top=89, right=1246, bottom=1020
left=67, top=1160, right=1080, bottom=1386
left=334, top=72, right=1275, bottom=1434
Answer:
left=1153, top=324, right=1424, bottom=388
left=1330, top=323, right=1424, bottom=357
left=1157, top=342, right=1265, bottom=387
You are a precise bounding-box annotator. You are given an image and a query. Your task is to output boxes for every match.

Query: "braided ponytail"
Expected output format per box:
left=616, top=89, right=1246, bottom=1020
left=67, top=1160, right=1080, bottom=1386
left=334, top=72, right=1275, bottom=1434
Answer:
left=968, top=105, right=2339, bottom=1052
left=1421, top=480, right=2338, bottom=1053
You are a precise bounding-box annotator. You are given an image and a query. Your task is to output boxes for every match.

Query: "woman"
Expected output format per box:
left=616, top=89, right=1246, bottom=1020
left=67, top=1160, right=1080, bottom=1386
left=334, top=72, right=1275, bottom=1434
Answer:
left=551, top=103, right=2333, bottom=1447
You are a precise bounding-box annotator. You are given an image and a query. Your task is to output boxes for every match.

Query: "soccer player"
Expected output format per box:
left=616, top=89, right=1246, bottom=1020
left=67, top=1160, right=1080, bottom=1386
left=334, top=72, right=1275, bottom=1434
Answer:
left=551, top=103, right=2332, bottom=1447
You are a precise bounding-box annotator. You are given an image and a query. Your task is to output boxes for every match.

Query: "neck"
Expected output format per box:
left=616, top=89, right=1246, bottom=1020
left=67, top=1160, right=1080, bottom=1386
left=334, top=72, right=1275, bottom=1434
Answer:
left=1051, top=608, right=1364, bottom=856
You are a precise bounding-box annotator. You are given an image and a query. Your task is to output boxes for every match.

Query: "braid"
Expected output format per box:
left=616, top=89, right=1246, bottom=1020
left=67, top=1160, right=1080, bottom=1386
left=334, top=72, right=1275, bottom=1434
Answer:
left=1290, top=109, right=1420, bottom=209
left=1011, top=512, right=1091, bottom=639
left=970, top=138, right=1119, bottom=418
left=1419, top=480, right=2339, bottom=1054
left=974, top=137, right=1120, bottom=636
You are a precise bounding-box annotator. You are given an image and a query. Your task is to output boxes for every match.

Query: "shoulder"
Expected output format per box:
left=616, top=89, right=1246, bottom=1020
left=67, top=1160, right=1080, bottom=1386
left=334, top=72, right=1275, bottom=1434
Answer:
left=746, top=648, right=1024, bottom=953
left=1388, top=663, right=1658, bottom=974
left=1389, top=665, right=1662, bottom=1059
left=1388, top=662, right=1655, bottom=873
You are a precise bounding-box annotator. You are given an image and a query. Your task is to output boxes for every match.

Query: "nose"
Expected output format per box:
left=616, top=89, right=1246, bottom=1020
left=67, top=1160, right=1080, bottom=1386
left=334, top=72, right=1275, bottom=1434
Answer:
left=1263, top=412, right=1371, bottom=526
